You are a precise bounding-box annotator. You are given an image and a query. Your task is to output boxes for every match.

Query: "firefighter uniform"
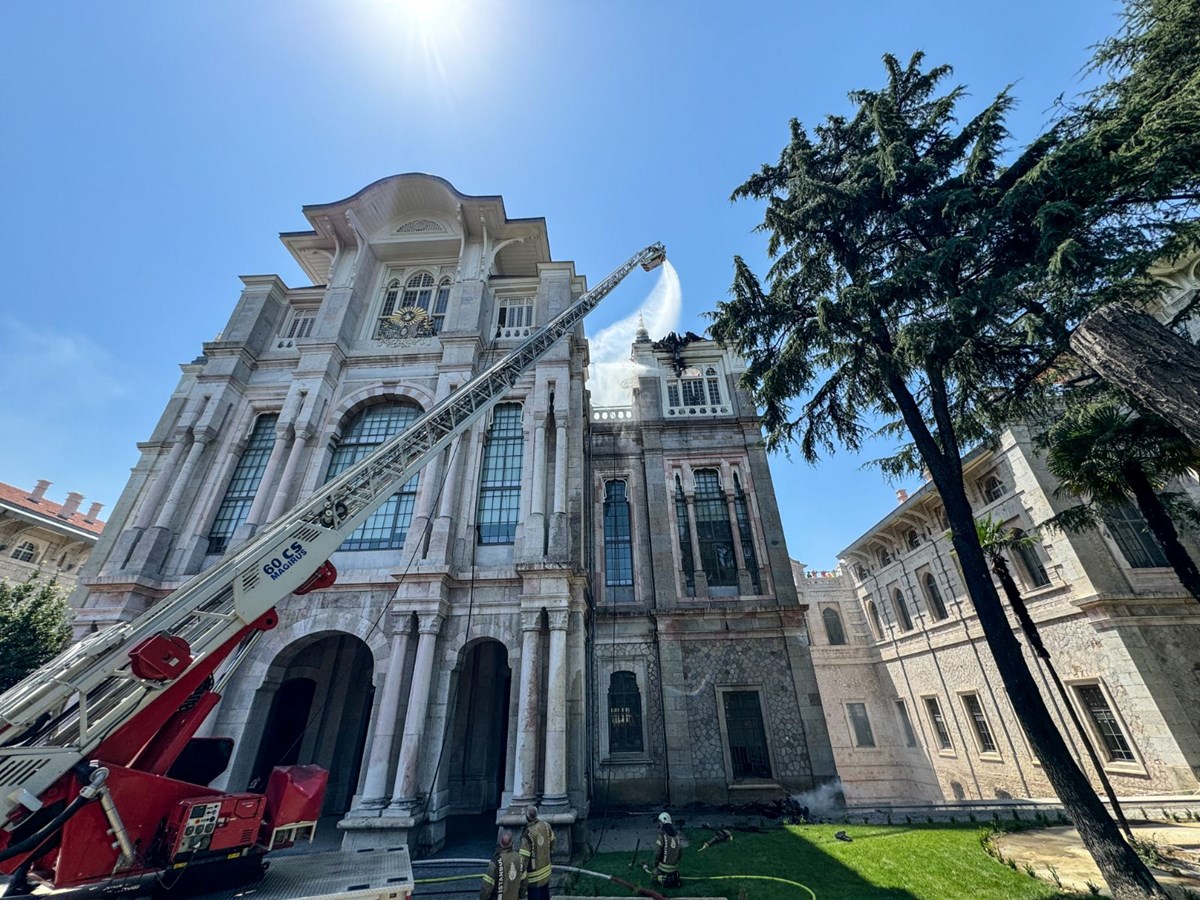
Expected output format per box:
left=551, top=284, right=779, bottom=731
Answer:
left=519, top=818, right=555, bottom=900
left=481, top=847, right=525, bottom=900
left=653, top=825, right=682, bottom=888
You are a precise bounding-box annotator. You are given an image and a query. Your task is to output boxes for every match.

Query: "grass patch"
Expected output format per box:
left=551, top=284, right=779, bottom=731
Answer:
left=572, top=824, right=1084, bottom=900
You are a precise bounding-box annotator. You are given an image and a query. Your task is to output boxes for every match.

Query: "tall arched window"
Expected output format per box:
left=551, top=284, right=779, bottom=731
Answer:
left=705, top=367, right=722, bottom=405
left=693, top=469, right=737, bottom=587
left=376, top=278, right=402, bottom=336
left=1103, top=501, right=1169, bottom=568
left=403, top=271, right=436, bottom=311
left=893, top=588, right=914, bottom=631
left=326, top=402, right=421, bottom=550
left=674, top=475, right=695, bottom=595
left=732, top=472, right=761, bottom=593
left=608, top=671, right=644, bottom=753
left=822, top=607, right=847, bottom=645
left=10, top=541, right=37, bottom=563
left=1012, top=528, right=1051, bottom=588
left=924, top=573, right=949, bottom=620
left=431, top=278, right=451, bottom=333
left=864, top=599, right=883, bottom=640
left=604, top=480, right=634, bottom=603
left=207, top=413, right=279, bottom=554
left=477, top=404, right=523, bottom=544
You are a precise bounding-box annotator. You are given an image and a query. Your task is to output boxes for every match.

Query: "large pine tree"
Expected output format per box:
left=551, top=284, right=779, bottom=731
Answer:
left=711, top=53, right=1171, bottom=899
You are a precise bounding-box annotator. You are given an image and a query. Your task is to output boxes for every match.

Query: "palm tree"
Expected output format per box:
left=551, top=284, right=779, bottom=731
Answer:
left=1039, top=400, right=1200, bottom=603
left=976, top=517, right=1133, bottom=840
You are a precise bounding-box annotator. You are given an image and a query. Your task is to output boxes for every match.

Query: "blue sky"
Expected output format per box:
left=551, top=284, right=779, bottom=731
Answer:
left=0, top=0, right=1119, bottom=567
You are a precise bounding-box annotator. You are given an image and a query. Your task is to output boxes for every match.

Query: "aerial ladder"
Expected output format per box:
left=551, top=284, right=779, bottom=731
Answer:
left=0, top=242, right=667, bottom=898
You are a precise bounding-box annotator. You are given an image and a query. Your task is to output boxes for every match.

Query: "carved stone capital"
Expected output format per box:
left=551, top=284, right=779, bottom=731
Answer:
left=546, top=609, right=569, bottom=632
left=417, top=612, right=444, bottom=636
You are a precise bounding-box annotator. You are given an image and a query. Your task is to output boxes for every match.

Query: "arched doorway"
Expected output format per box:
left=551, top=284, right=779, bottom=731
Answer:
left=248, top=633, right=375, bottom=815
left=445, top=639, right=512, bottom=814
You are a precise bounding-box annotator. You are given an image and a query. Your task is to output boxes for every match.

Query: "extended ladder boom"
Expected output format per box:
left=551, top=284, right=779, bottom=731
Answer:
left=0, top=242, right=666, bottom=819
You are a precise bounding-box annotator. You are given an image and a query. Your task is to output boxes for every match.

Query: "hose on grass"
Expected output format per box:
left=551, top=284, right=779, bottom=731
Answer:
left=689, top=874, right=817, bottom=900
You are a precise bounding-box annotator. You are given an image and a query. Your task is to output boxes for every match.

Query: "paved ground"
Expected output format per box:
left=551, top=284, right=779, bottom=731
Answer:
left=995, top=822, right=1200, bottom=897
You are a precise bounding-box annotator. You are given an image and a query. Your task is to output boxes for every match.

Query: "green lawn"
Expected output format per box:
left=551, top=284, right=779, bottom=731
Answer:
left=569, top=824, right=1081, bottom=900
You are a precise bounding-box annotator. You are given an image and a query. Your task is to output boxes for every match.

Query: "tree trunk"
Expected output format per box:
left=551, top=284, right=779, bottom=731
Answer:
left=990, top=554, right=1134, bottom=840
left=1124, top=465, right=1200, bottom=602
left=934, top=466, right=1166, bottom=898
left=1071, top=301, right=1200, bottom=445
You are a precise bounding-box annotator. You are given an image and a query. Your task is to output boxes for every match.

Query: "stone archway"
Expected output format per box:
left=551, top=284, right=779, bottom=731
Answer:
left=245, top=632, right=375, bottom=815
left=444, top=639, right=512, bottom=814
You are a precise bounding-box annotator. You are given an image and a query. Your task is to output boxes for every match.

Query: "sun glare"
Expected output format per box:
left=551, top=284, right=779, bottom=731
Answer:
left=351, top=0, right=486, bottom=98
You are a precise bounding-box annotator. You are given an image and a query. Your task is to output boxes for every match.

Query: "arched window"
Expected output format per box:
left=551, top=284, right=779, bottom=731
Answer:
left=981, top=474, right=1007, bottom=503
left=604, top=480, right=634, bottom=603
left=732, top=472, right=761, bottom=593
left=326, top=402, right=421, bottom=550
left=878, top=547, right=892, bottom=567
left=822, top=607, right=847, bottom=645
left=403, top=271, right=436, bottom=311
left=924, top=573, right=949, bottom=620
left=1103, top=501, right=1169, bottom=569
left=10, top=541, right=36, bottom=563
left=208, top=414, right=279, bottom=555
left=674, top=475, right=695, bottom=595
left=893, top=588, right=914, bottom=631
left=608, top=671, right=644, bottom=753
left=431, top=278, right=451, bottom=333
left=376, top=278, right=402, bottom=337
left=693, top=469, right=737, bottom=587
left=906, top=529, right=922, bottom=551
left=1012, top=529, right=1051, bottom=588
left=864, top=599, right=883, bottom=640
left=477, top=403, right=524, bottom=544
left=705, top=367, right=722, bottom=405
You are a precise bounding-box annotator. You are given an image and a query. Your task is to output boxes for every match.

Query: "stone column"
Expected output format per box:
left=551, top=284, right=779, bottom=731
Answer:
left=359, top=624, right=412, bottom=808
left=684, top=490, right=709, bottom=597
left=511, top=611, right=544, bottom=804
left=153, top=433, right=209, bottom=530
left=266, top=430, right=311, bottom=523
left=243, top=426, right=292, bottom=530
left=133, top=438, right=190, bottom=530
left=530, top=418, right=548, bottom=518
left=389, top=613, right=444, bottom=812
left=406, top=450, right=443, bottom=556
left=541, top=610, right=569, bottom=807
left=552, top=421, right=568, bottom=516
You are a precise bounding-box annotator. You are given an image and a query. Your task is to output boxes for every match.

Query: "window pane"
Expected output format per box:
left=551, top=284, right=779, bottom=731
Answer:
left=1014, top=531, right=1051, bottom=588
left=1104, top=501, right=1169, bottom=568
left=895, top=700, right=918, bottom=747
left=674, top=477, right=695, bottom=595
left=694, top=470, right=737, bottom=586
left=682, top=379, right=705, bottom=406
left=822, top=607, right=846, bottom=645
left=608, top=671, right=644, bottom=752
left=892, top=590, right=913, bottom=631
left=924, top=574, right=948, bottom=620
left=477, top=404, right=523, bottom=544
left=733, top=475, right=761, bottom=593
left=847, top=702, right=875, bottom=747
left=962, top=694, right=997, bottom=754
left=667, top=384, right=681, bottom=408
left=707, top=376, right=721, bottom=405
left=924, top=697, right=952, bottom=750
left=324, top=403, right=421, bottom=551
left=1076, top=684, right=1136, bottom=762
left=604, top=480, right=635, bottom=602
left=208, top=414, right=279, bottom=554
left=723, top=691, right=772, bottom=779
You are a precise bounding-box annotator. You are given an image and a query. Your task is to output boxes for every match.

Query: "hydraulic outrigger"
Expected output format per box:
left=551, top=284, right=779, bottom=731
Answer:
left=0, top=242, right=666, bottom=898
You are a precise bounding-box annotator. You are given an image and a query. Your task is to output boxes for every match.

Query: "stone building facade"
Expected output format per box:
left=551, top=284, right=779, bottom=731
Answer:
left=69, top=175, right=835, bottom=854
left=805, top=424, right=1200, bottom=807
left=0, top=479, right=104, bottom=592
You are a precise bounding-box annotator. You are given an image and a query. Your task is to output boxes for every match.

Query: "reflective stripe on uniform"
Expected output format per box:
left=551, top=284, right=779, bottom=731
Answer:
left=519, top=849, right=532, bottom=858
left=656, top=864, right=678, bottom=873
left=482, top=875, right=495, bottom=885
left=528, top=865, right=552, bottom=884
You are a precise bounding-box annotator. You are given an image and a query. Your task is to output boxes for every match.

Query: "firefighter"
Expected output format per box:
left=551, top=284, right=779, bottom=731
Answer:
left=519, top=805, right=555, bottom=900
left=650, top=812, right=682, bottom=888
left=481, top=830, right=526, bottom=900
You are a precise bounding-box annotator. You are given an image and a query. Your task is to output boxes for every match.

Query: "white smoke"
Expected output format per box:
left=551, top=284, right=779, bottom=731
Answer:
left=586, top=261, right=683, bottom=408
left=792, top=779, right=845, bottom=818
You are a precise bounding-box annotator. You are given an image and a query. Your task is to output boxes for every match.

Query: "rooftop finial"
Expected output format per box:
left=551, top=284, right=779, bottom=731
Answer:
left=635, top=314, right=650, bottom=342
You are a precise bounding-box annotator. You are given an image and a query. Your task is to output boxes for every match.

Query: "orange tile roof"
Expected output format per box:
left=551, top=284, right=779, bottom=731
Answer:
left=0, top=482, right=105, bottom=536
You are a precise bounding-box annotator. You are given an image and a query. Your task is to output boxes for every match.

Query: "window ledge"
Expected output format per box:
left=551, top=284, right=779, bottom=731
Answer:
left=601, top=754, right=653, bottom=767
left=937, top=749, right=958, bottom=758
left=1102, top=761, right=1149, bottom=778
left=728, top=780, right=783, bottom=791
left=977, top=752, right=1005, bottom=763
